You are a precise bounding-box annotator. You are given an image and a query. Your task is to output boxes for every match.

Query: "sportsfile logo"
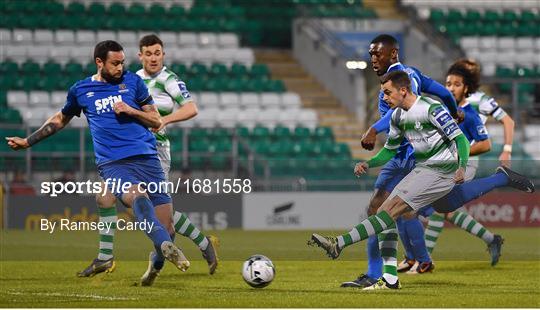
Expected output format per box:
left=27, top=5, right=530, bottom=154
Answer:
left=95, top=95, right=122, bottom=114
left=266, top=202, right=301, bottom=226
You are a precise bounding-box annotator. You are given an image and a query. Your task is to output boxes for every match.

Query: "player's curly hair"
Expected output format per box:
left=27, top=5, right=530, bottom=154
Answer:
left=452, top=58, right=481, bottom=93
left=447, top=62, right=479, bottom=97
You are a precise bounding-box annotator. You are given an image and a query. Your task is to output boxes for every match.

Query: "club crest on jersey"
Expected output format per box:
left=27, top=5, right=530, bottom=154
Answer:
left=477, top=125, right=488, bottom=135
left=95, top=95, right=123, bottom=114
left=118, top=84, right=129, bottom=93
left=414, top=121, right=423, bottom=130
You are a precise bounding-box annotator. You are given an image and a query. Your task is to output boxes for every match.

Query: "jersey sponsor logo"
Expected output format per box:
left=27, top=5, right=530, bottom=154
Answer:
left=477, top=125, right=488, bottom=136
left=436, top=112, right=452, bottom=127
left=444, top=122, right=459, bottom=136
left=118, top=84, right=129, bottom=93
left=178, top=81, right=191, bottom=99
left=95, top=95, right=123, bottom=114
left=430, top=106, right=445, bottom=117
left=86, top=92, right=94, bottom=98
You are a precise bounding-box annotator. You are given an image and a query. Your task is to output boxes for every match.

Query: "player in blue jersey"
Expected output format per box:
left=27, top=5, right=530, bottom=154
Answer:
left=338, top=34, right=534, bottom=289
left=6, top=40, right=190, bottom=277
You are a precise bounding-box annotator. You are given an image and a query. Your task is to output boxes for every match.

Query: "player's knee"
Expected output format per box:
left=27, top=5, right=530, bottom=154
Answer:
left=368, top=190, right=389, bottom=215
left=379, top=196, right=409, bottom=219
left=401, top=210, right=416, bottom=220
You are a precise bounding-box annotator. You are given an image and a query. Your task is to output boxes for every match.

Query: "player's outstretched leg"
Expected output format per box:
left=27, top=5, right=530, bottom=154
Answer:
left=308, top=211, right=395, bottom=259
left=172, top=211, right=219, bottom=274
left=77, top=198, right=118, bottom=277
left=432, top=166, right=534, bottom=214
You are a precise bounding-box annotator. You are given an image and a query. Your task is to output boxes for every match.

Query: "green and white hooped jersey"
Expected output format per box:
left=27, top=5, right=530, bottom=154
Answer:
left=386, top=96, right=464, bottom=173
left=136, top=66, right=192, bottom=142
left=467, top=91, right=507, bottom=124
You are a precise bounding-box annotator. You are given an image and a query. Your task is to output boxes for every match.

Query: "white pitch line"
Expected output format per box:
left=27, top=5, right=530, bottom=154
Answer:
left=7, top=291, right=136, bottom=301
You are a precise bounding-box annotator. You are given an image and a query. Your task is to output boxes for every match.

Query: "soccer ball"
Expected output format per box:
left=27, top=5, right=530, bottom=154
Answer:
left=242, top=254, right=275, bottom=288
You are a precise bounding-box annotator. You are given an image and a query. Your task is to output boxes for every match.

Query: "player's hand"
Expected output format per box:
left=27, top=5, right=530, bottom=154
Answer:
left=354, top=162, right=369, bottom=176
left=454, top=167, right=465, bottom=184
left=361, top=127, right=377, bottom=150
left=113, top=101, right=134, bottom=115
left=499, top=151, right=511, bottom=167
left=453, top=110, right=465, bottom=124
left=151, top=120, right=167, bottom=133
left=5, top=137, right=29, bottom=150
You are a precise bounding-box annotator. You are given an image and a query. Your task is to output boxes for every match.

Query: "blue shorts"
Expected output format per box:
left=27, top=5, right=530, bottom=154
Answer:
left=374, top=156, right=416, bottom=192
left=98, top=154, right=171, bottom=206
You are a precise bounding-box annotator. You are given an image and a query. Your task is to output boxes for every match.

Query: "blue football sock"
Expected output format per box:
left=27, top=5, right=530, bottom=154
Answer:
left=366, top=235, right=383, bottom=279
left=396, top=217, right=415, bottom=260
left=432, top=172, right=508, bottom=213
left=404, top=217, right=431, bottom=263
left=132, top=196, right=171, bottom=250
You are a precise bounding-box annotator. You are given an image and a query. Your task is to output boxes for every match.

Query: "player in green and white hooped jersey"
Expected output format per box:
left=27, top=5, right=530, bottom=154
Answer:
left=423, top=59, right=511, bottom=264
left=309, top=70, right=471, bottom=290
left=77, top=35, right=219, bottom=284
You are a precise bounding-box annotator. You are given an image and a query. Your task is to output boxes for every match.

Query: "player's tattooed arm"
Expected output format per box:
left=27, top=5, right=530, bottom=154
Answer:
left=6, top=112, right=72, bottom=150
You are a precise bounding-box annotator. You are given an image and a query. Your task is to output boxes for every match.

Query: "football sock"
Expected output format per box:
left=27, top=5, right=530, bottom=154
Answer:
left=450, top=211, right=494, bottom=244
left=97, top=206, right=117, bottom=261
left=379, top=228, right=399, bottom=285
left=173, top=211, right=208, bottom=250
left=404, top=217, right=431, bottom=263
left=432, top=172, right=508, bottom=213
left=132, top=196, right=171, bottom=251
left=337, top=211, right=394, bottom=248
left=396, top=217, right=415, bottom=260
left=425, top=213, right=445, bottom=254
left=366, top=235, right=383, bottom=279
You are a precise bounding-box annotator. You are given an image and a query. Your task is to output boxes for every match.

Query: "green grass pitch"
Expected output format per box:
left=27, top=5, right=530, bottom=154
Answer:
left=1, top=228, right=539, bottom=307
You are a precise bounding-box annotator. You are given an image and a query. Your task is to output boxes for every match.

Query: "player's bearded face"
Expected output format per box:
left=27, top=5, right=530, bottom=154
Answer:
left=140, top=44, right=164, bottom=75
left=99, top=51, right=125, bottom=84
left=445, top=74, right=467, bottom=104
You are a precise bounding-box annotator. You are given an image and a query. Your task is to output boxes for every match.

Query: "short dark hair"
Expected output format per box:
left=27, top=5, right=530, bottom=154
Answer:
left=453, top=58, right=481, bottom=93
left=139, top=34, right=163, bottom=51
left=447, top=62, right=479, bottom=96
left=381, top=70, right=411, bottom=92
left=94, top=40, right=123, bottom=62
left=371, top=34, right=399, bottom=50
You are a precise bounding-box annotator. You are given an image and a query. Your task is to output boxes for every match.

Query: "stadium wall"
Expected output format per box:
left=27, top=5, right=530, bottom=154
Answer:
left=5, top=192, right=538, bottom=230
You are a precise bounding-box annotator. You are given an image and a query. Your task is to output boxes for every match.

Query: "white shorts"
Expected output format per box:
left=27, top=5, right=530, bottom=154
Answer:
left=388, top=166, right=456, bottom=211
left=157, top=140, right=171, bottom=181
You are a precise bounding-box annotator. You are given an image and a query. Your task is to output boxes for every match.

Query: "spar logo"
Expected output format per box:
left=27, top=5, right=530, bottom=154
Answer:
left=266, top=202, right=300, bottom=226
left=95, top=95, right=123, bottom=114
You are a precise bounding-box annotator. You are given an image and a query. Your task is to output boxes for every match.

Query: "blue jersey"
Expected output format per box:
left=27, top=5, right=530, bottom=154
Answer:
left=459, top=103, right=489, bottom=144
left=61, top=71, right=157, bottom=166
